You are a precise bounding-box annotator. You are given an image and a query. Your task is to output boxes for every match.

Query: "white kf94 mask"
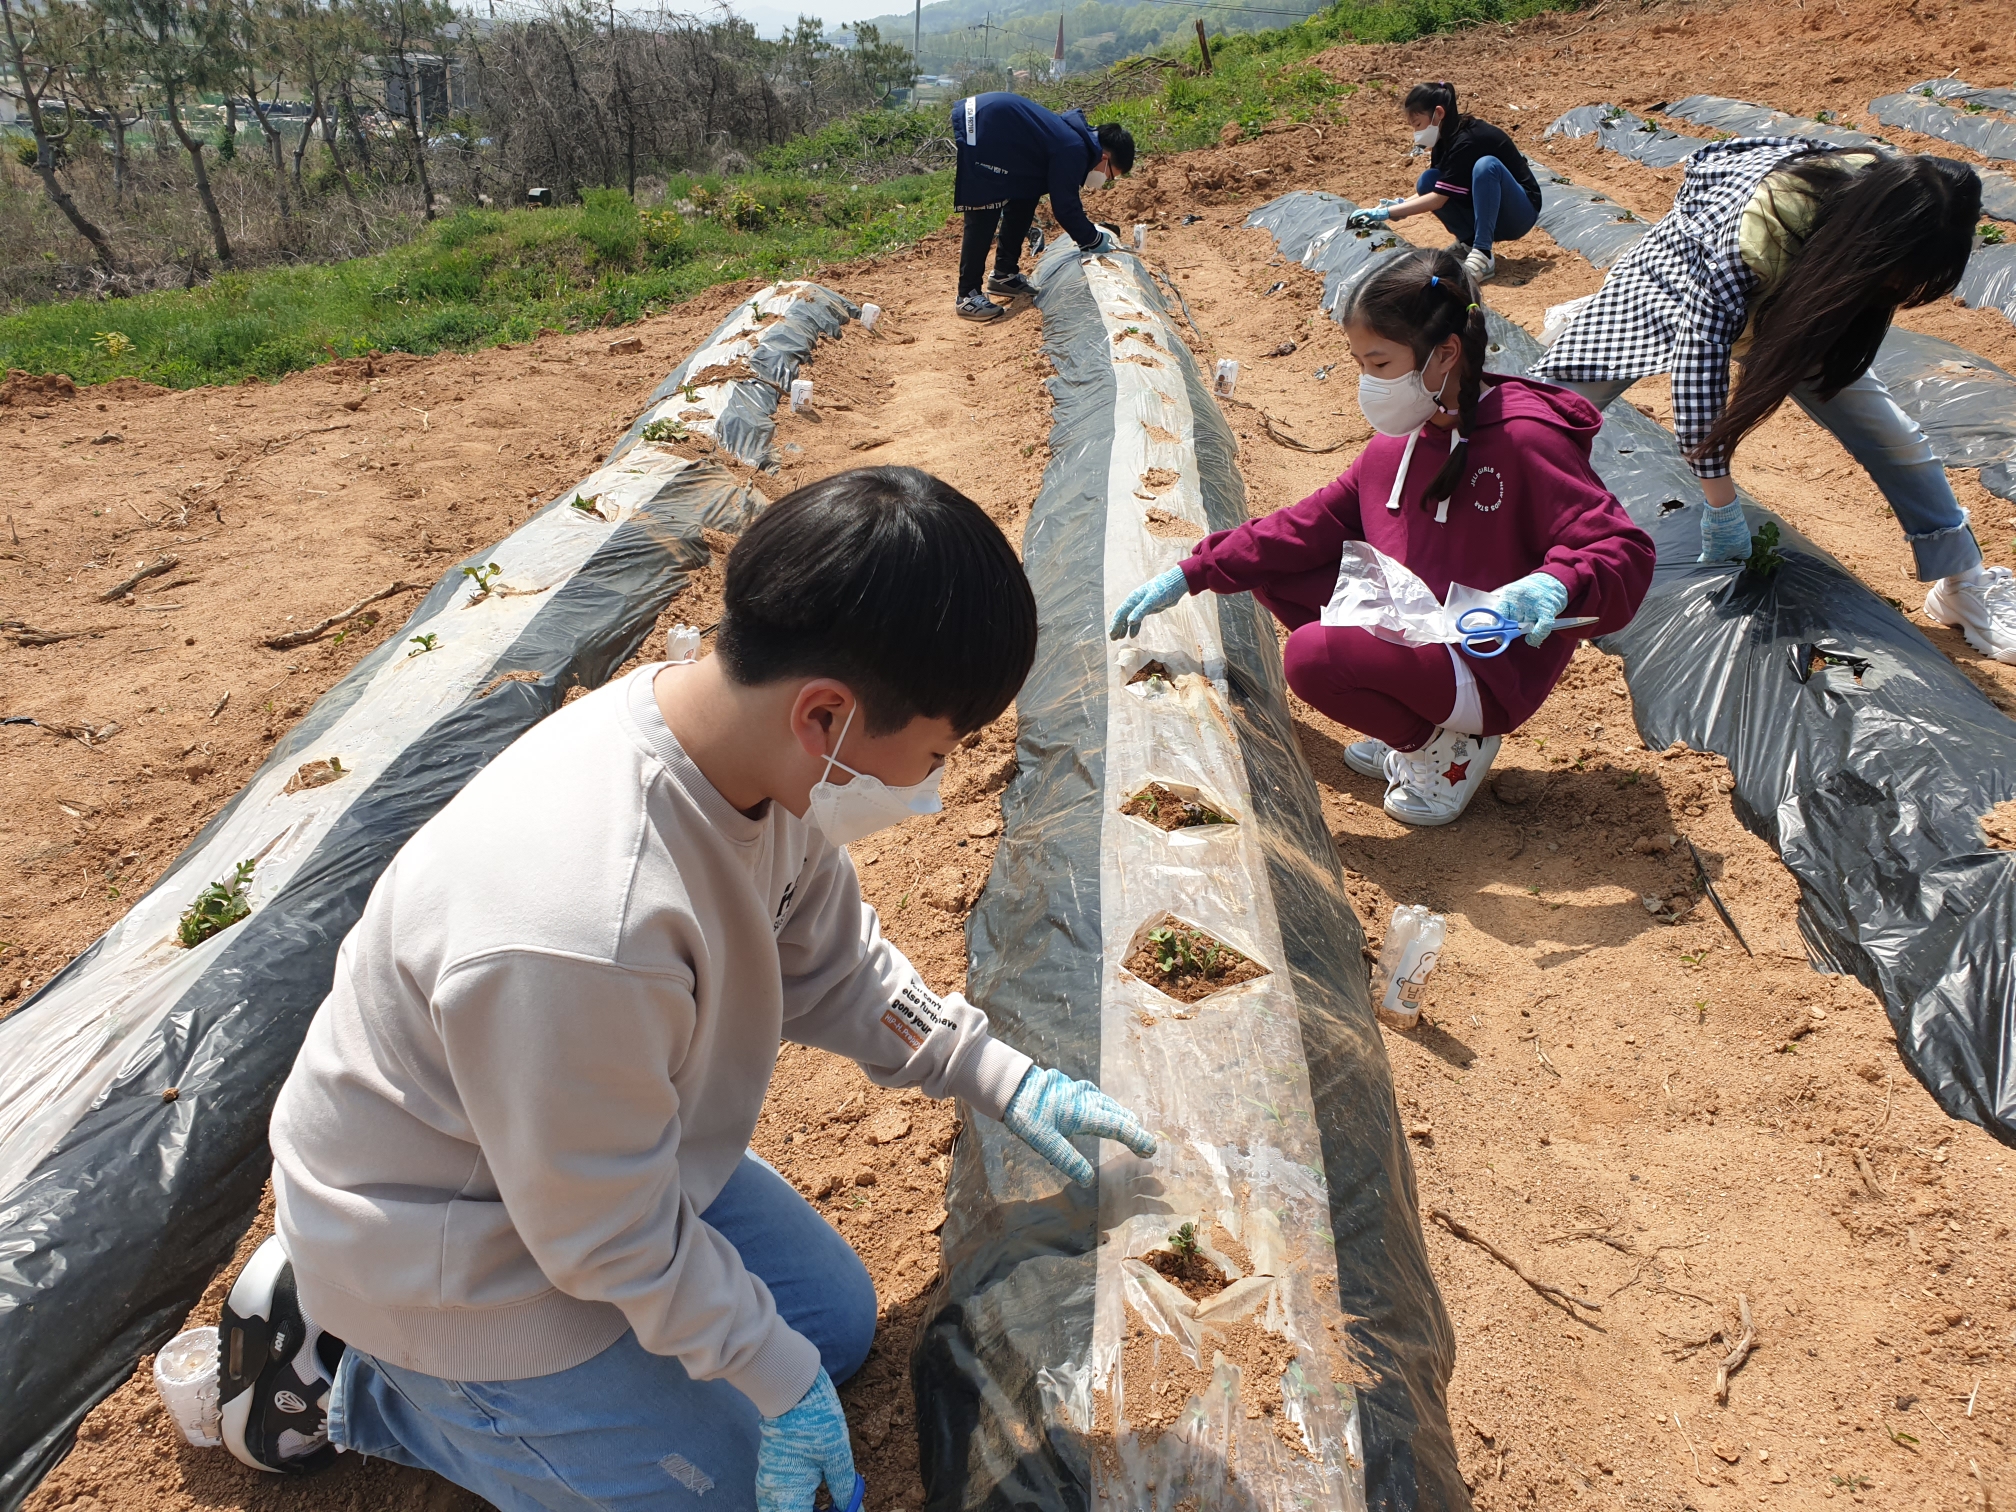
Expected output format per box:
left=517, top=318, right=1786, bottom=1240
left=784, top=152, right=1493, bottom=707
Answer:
left=805, top=706, right=944, bottom=846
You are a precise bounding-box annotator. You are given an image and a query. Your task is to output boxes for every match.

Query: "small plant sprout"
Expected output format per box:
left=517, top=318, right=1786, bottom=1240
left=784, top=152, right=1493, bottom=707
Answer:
left=178, top=859, right=256, bottom=948
left=1744, top=520, right=1786, bottom=578
left=569, top=494, right=601, bottom=514
left=1167, top=1221, right=1201, bottom=1263
left=408, top=633, right=440, bottom=657
left=640, top=417, right=688, bottom=443
left=1981, top=223, right=2008, bottom=246
left=680, top=382, right=700, bottom=403
left=1679, top=949, right=1708, bottom=968
left=462, top=561, right=503, bottom=595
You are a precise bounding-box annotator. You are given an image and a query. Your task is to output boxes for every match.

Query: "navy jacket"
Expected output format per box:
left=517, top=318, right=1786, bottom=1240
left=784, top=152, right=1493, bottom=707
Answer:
left=952, top=92, right=1102, bottom=247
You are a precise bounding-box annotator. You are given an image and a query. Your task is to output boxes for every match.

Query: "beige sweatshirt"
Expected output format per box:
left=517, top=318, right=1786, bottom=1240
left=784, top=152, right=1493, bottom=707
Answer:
left=270, top=664, right=1032, bottom=1418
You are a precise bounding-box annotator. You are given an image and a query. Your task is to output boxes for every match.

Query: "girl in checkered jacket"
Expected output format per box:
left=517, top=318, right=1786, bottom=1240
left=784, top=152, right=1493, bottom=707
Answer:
left=1537, top=139, right=2011, bottom=664
left=1109, top=248, right=1654, bottom=827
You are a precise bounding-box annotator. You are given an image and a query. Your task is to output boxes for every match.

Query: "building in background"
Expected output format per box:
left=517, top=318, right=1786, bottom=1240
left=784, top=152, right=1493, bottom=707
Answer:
left=1050, top=15, right=1063, bottom=79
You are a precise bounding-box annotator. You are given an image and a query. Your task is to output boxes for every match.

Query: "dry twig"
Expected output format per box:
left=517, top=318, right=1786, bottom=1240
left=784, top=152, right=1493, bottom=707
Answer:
left=99, top=553, right=179, bottom=601
left=1713, top=1294, right=1756, bottom=1404
left=1259, top=412, right=1352, bottom=453
left=263, top=581, right=424, bottom=650
left=1430, top=1208, right=1601, bottom=1316
left=1671, top=1406, right=1715, bottom=1487
left=1854, top=1148, right=1887, bottom=1199
left=3, top=620, right=108, bottom=647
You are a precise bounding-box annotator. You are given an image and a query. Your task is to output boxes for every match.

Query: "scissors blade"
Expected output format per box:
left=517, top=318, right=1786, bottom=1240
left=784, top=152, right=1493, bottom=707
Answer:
left=1549, top=615, right=1603, bottom=630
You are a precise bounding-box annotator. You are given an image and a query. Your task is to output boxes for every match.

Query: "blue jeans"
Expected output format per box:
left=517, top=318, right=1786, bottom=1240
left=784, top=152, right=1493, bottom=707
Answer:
left=328, top=1155, right=878, bottom=1512
left=1418, top=156, right=1539, bottom=255
left=1560, top=370, right=1982, bottom=581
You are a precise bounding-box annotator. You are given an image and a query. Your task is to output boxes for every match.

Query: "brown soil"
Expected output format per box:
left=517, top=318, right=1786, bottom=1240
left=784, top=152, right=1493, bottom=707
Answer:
left=1125, top=658, right=1172, bottom=685
left=1984, top=799, right=2016, bottom=852
left=1124, top=918, right=1269, bottom=1004
left=12, top=1, right=2016, bottom=1508
left=1119, top=781, right=1235, bottom=831
left=1146, top=1242, right=1229, bottom=1300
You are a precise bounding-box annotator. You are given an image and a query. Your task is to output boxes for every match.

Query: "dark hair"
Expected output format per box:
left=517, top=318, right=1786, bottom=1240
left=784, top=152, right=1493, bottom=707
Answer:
left=1699, top=152, right=1980, bottom=463
left=1342, top=247, right=1487, bottom=507
left=716, top=467, right=1036, bottom=736
left=1096, top=122, right=1135, bottom=176
left=1402, top=80, right=1464, bottom=165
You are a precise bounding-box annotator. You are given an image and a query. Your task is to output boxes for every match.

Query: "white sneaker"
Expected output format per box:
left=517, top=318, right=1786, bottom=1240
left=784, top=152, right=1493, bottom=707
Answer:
left=1924, top=565, right=2016, bottom=664
left=1343, top=736, right=1391, bottom=779
left=1462, top=247, right=1496, bottom=283
left=1382, top=728, right=1501, bottom=827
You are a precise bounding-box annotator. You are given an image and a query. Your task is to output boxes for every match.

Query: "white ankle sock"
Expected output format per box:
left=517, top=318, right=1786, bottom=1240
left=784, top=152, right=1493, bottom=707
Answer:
left=1943, top=565, right=1987, bottom=590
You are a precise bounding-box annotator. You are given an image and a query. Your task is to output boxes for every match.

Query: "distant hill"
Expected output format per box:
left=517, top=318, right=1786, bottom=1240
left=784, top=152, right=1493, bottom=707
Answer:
left=844, top=0, right=1327, bottom=76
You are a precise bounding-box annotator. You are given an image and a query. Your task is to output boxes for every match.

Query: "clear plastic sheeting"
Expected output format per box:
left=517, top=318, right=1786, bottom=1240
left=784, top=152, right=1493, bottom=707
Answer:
left=1871, top=83, right=2016, bottom=165
left=1545, top=104, right=1707, bottom=168
left=1253, top=190, right=2016, bottom=1162
left=607, top=280, right=857, bottom=467
left=1658, top=95, right=2016, bottom=223
left=915, top=238, right=1461, bottom=1511
left=0, top=309, right=799, bottom=1504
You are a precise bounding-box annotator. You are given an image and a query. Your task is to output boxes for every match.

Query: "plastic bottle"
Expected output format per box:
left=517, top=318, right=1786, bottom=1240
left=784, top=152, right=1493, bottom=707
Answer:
left=1132, top=223, right=1147, bottom=250
left=666, top=623, right=701, bottom=664
left=1212, top=359, right=1239, bottom=398
left=153, top=1325, right=223, bottom=1447
left=789, top=378, right=814, bottom=412
left=1372, top=904, right=1445, bottom=1029
left=859, top=302, right=882, bottom=331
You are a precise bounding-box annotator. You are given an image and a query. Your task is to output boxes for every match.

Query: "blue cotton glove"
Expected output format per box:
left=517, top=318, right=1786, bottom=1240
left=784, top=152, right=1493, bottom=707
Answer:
left=1107, top=566, right=1189, bottom=640
left=1346, top=206, right=1391, bottom=228
left=1003, top=1066, right=1157, bottom=1187
left=1492, top=571, right=1571, bottom=646
left=1080, top=226, right=1121, bottom=254
left=1698, top=498, right=1750, bottom=562
left=755, top=1369, right=856, bottom=1512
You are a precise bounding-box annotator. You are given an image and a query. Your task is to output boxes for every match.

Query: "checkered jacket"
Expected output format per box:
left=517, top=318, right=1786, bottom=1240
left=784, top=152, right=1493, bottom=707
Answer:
left=1535, top=136, right=1826, bottom=479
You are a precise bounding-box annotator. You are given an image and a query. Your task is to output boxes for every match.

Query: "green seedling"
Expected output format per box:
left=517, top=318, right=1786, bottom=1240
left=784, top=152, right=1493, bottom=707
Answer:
left=1695, top=999, right=1708, bottom=1022
left=681, top=382, right=700, bottom=403
left=408, top=633, right=439, bottom=657
left=1815, top=109, right=1835, bottom=123
left=1831, top=1473, right=1874, bottom=1491
left=1604, top=104, right=1625, bottom=121
left=569, top=494, right=602, bottom=515
left=1744, top=520, right=1786, bottom=578
left=750, top=300, right=764, bottom=319
left=1981, top=223, right=2007, bottom=246
left=462, top=562, right=503, bottom=594
left=1679, top=949, right=1708, bottom=968
left=640, top=417, right=689, bottom=443
left=178, top=858, right=255, bottom=948
left=1884, top=1422, right=1920, bottom=1448
left=1961, top=100, right=1987, bottom=114
left=1167, top=1221, right=1201, bottom=1263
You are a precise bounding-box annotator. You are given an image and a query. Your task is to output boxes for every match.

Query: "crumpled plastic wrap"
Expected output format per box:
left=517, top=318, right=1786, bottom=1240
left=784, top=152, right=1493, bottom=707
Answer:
left=1251, top=189, right=2016, bottom=1170
left=1545, top=104, right=1707, bottom=168
left=1658, top=95, right=2016, bottom=223
left=1319, top=543, right=1497, bottom=646
left=914, top=238, right=1462, bottom=1510
left=0, top=283, right=862, bottom=1506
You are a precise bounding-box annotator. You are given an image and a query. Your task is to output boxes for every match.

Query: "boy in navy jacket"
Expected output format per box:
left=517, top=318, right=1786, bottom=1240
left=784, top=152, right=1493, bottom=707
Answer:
left=952, top=92, right=1133, bottom=321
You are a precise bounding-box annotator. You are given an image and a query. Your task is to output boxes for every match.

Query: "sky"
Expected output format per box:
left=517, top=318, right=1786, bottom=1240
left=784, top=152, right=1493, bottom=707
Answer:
left=689, top=0, right=930, bottom=39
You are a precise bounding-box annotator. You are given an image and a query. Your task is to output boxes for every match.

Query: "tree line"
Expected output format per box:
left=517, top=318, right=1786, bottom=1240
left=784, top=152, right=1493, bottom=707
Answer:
left=0, top=0, right=919, bottom=295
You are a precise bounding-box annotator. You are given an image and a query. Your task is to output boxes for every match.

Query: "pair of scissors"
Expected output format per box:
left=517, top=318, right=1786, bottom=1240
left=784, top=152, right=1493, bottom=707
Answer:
left=1454, top=607, right=1602, bottom=658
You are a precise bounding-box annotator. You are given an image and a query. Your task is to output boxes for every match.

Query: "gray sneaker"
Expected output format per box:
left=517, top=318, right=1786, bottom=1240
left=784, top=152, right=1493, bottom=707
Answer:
left=986, top=272, right=1037, bottom=298
left=956, top=291, right=1004, bottom=322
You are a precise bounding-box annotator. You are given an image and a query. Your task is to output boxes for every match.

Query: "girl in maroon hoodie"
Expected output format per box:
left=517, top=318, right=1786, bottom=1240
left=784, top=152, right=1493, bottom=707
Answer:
left=1111, top=248, right=1654, bottom=826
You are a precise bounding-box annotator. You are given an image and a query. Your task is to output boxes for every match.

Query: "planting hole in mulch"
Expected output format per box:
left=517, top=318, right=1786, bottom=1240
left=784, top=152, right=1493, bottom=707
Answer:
left=1145, top=1222, right=1228, bottom=1300
left=1126, top=659, right=1172, bottom=687
left=1120, top=781, right=1235, bottom=832
left=1142, top=504, right=1201, bottom=539
left=1125, top=914, right=1267, bottom=1004
left=1983, top=798, right=2016, bottom=852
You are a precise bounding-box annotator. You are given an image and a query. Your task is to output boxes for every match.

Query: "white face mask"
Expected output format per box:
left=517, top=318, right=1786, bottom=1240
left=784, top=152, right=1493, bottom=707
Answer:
left=1357, top=357, right=1452, bottom=437
left=1083, top=167, right=1108, bottom=191
left=1412, top=121, right=1441, bottom=150
left=805, top=706, right=944, bottom=847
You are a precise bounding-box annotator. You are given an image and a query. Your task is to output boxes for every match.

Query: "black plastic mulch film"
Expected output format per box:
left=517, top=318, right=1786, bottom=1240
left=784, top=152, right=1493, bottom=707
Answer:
left=1529, top=125, right=2016, bottom=502
left=1251, top=187, right=2016, bottom=1150
left=1871, top=81, right=2016, bottom=169
left=0, top=284, right=852, bottom=1510
left=913, top=237, right=1463, bottom=1511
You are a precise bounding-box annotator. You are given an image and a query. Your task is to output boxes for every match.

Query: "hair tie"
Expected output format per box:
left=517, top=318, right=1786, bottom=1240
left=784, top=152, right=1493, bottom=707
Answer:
left=1429, top=275, right=1440, bottom=287
left=1467, top=302, right=1479, bottom=313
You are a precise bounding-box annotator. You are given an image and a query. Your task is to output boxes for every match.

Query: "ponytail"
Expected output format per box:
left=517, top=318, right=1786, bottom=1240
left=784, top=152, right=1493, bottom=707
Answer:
left=1343, top=247, right=1486, bottom=509
left=1403, top=80, right=1463, bottom=164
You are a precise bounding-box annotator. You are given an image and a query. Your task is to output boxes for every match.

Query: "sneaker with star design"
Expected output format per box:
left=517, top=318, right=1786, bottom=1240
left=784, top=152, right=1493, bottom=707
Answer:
left=1381, top=727, right=1501, bottom=827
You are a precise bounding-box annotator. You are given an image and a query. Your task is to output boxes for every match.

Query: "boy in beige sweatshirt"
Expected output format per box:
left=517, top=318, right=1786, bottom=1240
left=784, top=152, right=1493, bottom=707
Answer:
left=217, top=467, right=1155, bottom=1512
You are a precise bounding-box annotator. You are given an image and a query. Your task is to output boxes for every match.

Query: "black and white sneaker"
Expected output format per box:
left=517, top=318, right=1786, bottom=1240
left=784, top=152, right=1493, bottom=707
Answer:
left=955, top=291, right=1005, bottom=323
left=985, top=272, right=1037, bottom=299
left=218, top=1236, right=344, bottom=1474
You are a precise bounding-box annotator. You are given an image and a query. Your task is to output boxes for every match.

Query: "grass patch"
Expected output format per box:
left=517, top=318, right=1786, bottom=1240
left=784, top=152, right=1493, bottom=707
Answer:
left=1, top=0, right=1588, bottom=389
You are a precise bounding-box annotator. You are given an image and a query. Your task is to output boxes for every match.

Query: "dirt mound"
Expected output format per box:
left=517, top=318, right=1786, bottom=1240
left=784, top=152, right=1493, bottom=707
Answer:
left=10, top=1, right=2016, bottom=1508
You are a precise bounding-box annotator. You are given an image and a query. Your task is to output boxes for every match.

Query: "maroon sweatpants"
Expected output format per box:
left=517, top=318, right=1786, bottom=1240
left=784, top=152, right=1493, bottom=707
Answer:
left=1254, top=566, right=1508, bottom=752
